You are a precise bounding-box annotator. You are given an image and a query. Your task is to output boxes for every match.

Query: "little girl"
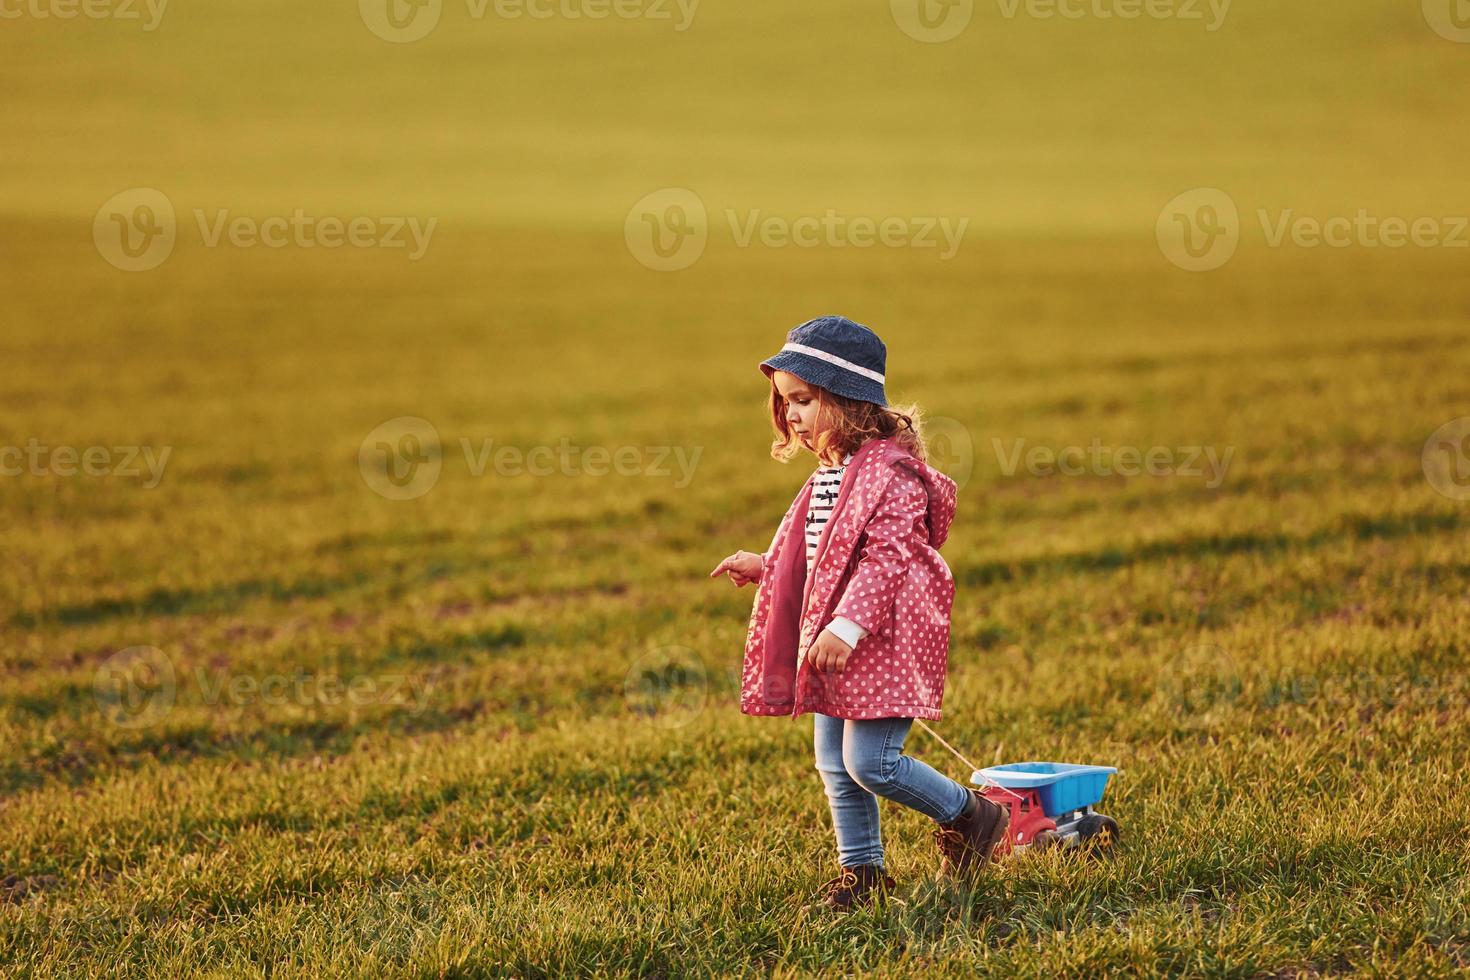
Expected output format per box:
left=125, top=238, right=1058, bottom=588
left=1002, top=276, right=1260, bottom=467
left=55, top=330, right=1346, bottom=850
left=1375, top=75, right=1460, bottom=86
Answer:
left=709, top=315, right=1009, bottom=912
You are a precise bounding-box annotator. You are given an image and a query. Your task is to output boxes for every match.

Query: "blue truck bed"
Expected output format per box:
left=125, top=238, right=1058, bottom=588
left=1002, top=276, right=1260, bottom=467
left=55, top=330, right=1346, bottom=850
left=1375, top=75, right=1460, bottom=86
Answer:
left=972, top=761, right=1118, bottom=816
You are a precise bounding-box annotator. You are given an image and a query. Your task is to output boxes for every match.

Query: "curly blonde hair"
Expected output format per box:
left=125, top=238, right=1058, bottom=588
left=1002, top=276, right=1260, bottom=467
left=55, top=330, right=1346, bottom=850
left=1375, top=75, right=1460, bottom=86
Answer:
left=768, top=380, right=927, bottom=467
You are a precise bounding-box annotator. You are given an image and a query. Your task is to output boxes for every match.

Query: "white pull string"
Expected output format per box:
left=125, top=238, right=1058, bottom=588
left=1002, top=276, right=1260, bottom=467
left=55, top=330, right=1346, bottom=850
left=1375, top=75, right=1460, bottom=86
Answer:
left=913, top=719, right=1025, bottom=803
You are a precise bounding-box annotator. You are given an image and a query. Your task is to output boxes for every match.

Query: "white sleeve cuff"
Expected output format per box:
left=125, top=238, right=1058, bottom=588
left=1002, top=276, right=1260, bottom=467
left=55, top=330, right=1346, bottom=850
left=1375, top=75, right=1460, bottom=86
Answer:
left=825, top=616, right=869, bottom=649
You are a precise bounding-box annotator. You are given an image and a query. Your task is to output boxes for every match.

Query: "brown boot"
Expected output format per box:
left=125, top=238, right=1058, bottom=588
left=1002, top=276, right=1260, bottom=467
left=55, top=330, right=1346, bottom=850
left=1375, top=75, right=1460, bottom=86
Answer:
left=812, top=864, right=895, bottom=912
left=932, top=788, right=1010, bottom=876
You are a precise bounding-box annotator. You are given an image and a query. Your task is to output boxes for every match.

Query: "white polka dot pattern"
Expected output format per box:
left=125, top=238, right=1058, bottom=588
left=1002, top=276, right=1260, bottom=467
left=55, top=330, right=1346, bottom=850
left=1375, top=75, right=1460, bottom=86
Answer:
left=738, top=436, right=958, bottom=721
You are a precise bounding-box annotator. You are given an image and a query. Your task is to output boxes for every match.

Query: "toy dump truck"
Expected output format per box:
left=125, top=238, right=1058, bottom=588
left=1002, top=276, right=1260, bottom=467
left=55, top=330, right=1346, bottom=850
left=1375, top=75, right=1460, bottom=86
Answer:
left=972, top=762, right=1120, bottom=857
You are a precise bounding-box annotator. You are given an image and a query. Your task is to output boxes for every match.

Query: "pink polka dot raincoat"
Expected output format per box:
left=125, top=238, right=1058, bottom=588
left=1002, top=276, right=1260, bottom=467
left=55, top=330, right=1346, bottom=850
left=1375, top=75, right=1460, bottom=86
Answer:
left=739, top=435, right=958, bottom=721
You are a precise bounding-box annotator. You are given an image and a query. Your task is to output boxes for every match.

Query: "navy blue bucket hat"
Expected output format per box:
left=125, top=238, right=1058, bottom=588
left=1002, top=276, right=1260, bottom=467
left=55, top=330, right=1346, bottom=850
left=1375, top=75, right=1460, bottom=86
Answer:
left=758, top=315, right=888, bottom=407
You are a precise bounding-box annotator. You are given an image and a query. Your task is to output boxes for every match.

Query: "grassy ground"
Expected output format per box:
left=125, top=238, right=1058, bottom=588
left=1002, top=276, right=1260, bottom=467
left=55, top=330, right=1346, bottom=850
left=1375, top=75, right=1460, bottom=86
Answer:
left=3, top=0, right=1470, bottom=975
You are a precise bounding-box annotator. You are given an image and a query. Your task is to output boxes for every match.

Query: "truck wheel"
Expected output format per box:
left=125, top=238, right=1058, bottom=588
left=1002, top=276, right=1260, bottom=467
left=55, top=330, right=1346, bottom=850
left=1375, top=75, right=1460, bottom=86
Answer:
left=1076, top=814, right=1120, bottom=856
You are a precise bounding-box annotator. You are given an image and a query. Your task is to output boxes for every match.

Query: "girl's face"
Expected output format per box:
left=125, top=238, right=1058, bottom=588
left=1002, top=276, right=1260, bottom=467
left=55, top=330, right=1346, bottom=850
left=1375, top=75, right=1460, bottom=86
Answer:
left=772, top=370, right=823, bottom=449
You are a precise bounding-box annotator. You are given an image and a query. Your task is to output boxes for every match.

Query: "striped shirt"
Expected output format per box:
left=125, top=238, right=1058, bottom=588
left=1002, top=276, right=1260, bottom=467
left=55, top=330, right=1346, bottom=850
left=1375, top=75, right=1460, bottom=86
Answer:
left=805, top=451, right=854, bottom=571
left=800, top=449, right=868, bottom=660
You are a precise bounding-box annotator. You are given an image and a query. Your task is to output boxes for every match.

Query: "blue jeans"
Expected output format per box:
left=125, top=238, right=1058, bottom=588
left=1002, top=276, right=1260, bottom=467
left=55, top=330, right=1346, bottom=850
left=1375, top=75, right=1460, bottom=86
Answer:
left=813, top=712, right=972, bottom=869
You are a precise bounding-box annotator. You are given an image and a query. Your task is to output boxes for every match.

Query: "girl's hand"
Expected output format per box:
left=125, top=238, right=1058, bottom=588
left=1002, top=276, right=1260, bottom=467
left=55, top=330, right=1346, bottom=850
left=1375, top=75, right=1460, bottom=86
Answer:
left=709, top=550, right=763, bottom=587
left=807, top=629, right=853, bottom=674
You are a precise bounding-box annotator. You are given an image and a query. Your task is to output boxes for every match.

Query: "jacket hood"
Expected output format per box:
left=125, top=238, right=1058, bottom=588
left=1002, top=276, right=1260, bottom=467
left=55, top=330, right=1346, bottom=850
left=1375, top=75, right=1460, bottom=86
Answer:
left=874, top=438, right=958, bottom=550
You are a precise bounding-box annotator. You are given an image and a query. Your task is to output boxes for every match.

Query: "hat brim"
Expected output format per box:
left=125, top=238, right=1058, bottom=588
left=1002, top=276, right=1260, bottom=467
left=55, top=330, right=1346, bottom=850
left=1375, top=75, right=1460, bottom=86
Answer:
left=759, top=351, right=887, bottom=407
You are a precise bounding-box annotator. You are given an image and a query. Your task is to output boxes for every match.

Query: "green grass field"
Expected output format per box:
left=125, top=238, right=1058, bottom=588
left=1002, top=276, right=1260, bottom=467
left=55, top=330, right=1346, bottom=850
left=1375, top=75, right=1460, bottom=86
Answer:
left=3, top=0, right=1470, bottom=975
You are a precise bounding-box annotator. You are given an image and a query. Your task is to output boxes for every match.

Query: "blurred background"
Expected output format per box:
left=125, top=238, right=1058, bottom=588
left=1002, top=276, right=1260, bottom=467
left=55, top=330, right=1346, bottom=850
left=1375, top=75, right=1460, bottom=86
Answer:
left=3, top=1, right=1469, bottom=973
